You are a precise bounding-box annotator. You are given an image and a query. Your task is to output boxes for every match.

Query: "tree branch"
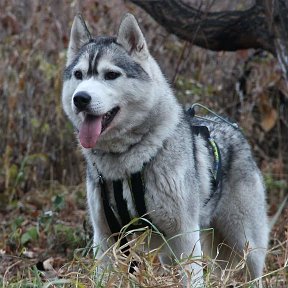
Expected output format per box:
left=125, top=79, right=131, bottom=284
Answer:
left=269, top=0, right=288, bottom=81
left=130, top=0, right=275, bottom=54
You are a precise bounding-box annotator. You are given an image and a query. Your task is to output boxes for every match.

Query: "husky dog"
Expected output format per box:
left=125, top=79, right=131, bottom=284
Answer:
left=62, top=13, right=269, bottom=285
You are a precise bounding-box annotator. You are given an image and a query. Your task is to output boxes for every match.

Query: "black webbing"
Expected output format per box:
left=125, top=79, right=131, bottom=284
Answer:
left=113, top=180, right=131, bottom=227
left=100, top=177, right=139, bottom=272
left=100, top=178, right=128, bottom=249
left=130, top=172, right=149, bottom=220
left=192, top=125, right=210, bottom=141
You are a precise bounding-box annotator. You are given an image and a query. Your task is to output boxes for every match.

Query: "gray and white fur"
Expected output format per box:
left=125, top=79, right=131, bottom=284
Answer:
left=62, top=13, right=269, bottom=286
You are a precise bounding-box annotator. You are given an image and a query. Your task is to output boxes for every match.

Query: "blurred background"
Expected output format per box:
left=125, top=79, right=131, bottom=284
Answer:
left=0, top=0, right=287, bottom=281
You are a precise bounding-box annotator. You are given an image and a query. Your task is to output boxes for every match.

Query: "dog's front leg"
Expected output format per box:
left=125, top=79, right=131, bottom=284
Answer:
left=160, top=225, right=204, bottom=287
left=86, top=176, right=111, bottom=264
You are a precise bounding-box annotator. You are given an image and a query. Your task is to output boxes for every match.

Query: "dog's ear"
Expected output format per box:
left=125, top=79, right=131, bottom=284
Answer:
left=66, top=14, right=91, bottom=66
left=117, top=13, right=149, bottom=60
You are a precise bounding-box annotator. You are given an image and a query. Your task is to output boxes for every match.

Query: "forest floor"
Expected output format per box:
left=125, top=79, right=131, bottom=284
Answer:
left=0, top=183, right=287, bottom=287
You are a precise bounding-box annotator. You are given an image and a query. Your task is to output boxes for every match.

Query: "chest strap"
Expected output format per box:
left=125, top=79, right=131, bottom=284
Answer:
left=100, top=170, right=153, bottom=245
left=100, top=170, right=154, bottom=272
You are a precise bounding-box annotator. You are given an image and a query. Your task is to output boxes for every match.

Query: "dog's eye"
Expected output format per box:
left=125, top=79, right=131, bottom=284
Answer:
left=104, top=71, right=121, bottom=81
left=74, top=70, right=83, bottom=80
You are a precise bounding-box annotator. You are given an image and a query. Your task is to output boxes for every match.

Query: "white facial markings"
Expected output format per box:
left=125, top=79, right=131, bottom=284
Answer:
left=72, top=51, right=90, bottom=78
left=72, top=78, right=120, bottom=116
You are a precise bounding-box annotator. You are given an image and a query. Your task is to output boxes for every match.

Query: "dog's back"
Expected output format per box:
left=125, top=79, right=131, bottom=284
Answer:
left=189, top=116, right=269, bottom=279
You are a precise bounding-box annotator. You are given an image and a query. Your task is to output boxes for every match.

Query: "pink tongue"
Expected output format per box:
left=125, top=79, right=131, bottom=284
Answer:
left=79, top=115, right=102, bottom=148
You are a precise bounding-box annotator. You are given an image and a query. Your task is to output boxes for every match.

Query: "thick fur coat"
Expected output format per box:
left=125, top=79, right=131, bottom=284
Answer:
left=62, top=13, right=269, bottom=286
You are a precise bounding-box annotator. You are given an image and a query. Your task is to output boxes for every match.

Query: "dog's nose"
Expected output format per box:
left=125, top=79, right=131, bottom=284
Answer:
left=73, top=92, right=91, bottom=111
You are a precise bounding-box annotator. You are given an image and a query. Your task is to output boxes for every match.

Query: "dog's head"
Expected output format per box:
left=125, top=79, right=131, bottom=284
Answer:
left=62, top=14, right=162, bottom=149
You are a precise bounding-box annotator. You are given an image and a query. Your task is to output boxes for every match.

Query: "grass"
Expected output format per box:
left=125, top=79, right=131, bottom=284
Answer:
left=1, top=231, right=287, bottom=287
left=1, top=185, right=287, bottom=287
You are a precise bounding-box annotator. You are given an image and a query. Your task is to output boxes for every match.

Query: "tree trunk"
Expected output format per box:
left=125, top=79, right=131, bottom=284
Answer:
left=130, top=0, right=275, bottom=53
left=130, top=0, right=288, bottom=83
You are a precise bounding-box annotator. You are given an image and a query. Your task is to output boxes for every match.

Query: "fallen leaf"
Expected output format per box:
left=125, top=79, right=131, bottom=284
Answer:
left=261, top=108, right=278, bottom=132
left=259, top=92, right=278, bottom=132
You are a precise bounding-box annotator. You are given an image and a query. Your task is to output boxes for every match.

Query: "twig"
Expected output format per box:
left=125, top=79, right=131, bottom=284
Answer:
left=3, top=260, right=22, bottom=287
left=269, top=195, right=288, bottom=230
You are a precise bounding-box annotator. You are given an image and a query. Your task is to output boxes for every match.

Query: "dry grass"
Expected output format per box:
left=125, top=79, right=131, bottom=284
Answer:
left=1, top=225, right=287, bottom=287
left=0, top=181, right=286, bottom=287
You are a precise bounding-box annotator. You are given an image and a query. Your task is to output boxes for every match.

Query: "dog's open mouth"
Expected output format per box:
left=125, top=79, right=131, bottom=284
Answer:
left=79, top=106, right=120, bottom=148
left=101, top=106, right=120, bottom=132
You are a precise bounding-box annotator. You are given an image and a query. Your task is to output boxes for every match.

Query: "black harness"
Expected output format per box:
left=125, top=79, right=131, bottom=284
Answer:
left=100, top=170, right=154, bottom=249
left=99, top=171, right=153, bottom=272
left=99, top=111, right=222, bottom=261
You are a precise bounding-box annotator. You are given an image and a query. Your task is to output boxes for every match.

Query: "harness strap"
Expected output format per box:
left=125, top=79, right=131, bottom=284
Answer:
left=129, top=172, right=148, bottom=219
left=113, top=179, right=131, bottom=226
left=100, top=171, right=152, bottom=272
left=192, top=125, right=222, bottom=191
left=100, top=177, right=128, bottom=249
left=100, top=170, right=153, bottom=244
